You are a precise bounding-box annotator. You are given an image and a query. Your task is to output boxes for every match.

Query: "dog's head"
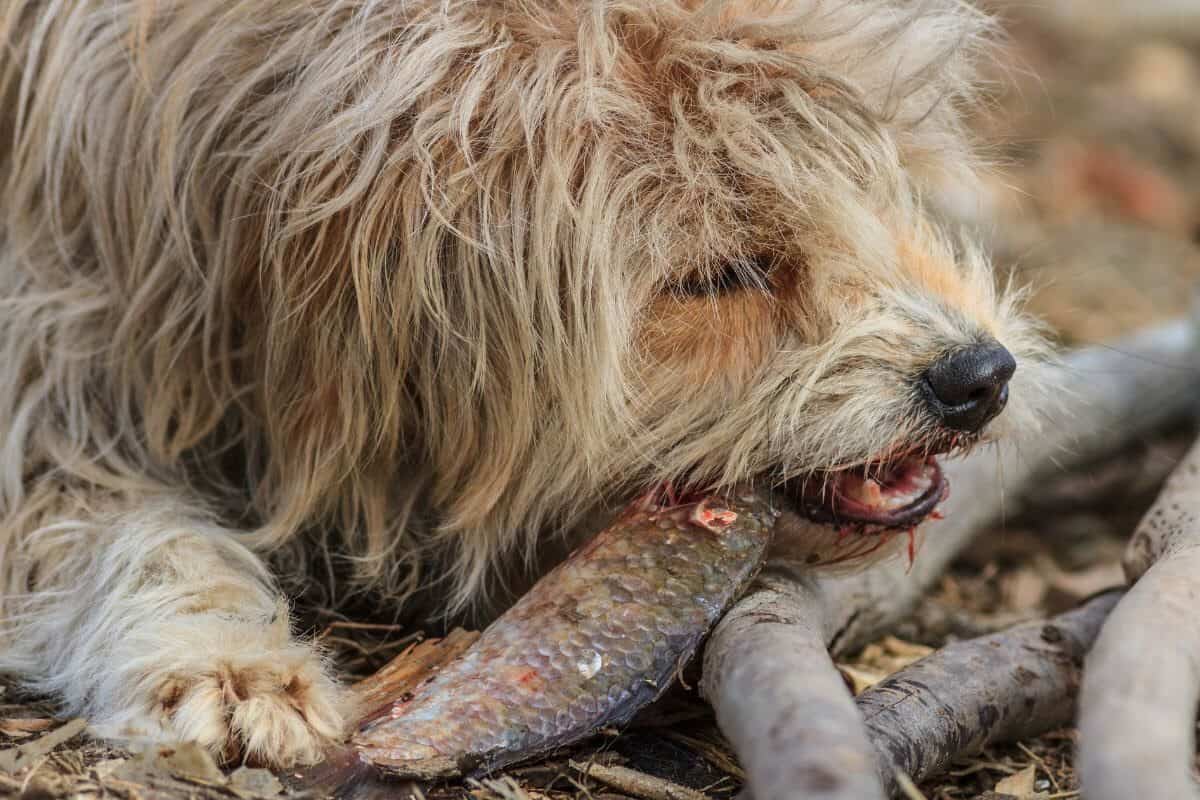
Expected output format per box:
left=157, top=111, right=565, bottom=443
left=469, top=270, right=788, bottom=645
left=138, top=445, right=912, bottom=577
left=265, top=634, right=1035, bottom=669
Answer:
left=100, top=0, right=1046, bottom=607
left=393, top=3, right=1042, bottom=593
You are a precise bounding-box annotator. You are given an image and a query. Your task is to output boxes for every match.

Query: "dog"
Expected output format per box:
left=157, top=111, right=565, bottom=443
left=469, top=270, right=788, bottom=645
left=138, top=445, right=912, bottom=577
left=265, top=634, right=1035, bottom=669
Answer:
left=0, top=0, right=1046, bottom=768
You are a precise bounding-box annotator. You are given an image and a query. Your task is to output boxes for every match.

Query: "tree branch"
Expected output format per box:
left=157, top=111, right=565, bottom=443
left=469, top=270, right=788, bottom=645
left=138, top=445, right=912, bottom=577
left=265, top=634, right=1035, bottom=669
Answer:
left=703, top=318, right=1200, bottom=800
left=1079, top=433, right=1200, bottom=800
left=859, top=591, right=1121, bottom=795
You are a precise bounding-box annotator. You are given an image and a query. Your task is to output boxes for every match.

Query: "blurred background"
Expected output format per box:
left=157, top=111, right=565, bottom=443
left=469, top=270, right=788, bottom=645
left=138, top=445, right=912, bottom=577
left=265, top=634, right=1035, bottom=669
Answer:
left=957, top=0, right=1200, bottom=343
left=861, top=2, right=1200, bottom=796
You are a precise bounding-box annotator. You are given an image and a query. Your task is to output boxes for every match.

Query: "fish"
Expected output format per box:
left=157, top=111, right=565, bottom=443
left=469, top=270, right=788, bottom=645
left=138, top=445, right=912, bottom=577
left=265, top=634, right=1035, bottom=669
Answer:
left=351, top=485, right=778, bottom=779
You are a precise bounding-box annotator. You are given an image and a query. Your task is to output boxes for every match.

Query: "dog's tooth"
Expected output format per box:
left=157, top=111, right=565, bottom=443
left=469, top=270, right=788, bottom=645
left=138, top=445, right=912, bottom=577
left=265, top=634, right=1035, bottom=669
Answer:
left=859, top=478, right=883, bottom=507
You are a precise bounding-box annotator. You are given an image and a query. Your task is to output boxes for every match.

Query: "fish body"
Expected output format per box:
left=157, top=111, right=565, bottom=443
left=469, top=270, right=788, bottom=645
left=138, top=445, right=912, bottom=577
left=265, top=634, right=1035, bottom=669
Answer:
left=353, top=486, right=778, bottom=778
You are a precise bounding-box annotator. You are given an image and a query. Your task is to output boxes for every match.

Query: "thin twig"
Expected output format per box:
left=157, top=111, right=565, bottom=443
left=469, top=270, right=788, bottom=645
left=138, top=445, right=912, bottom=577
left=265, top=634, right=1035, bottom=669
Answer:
left=569, top=760, right=712, bottom=800
left=1016, top=741, right=1061, bottom=794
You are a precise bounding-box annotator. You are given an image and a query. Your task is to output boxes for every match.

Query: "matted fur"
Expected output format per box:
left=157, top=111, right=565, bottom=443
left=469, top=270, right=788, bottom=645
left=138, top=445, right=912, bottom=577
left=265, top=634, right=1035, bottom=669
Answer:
left=0, top=0, right=1047, bottom=766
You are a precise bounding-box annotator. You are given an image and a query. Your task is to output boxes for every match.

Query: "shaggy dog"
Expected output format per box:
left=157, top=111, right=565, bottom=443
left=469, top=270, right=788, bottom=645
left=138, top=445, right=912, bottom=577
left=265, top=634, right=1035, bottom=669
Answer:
left=0, top=0, right=1045, bottom=768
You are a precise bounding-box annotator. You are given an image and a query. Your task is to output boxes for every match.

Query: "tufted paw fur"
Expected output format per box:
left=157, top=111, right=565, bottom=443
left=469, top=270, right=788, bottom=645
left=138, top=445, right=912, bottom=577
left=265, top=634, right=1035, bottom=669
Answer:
left=153, top=654, right=346, bottom=767
left=92, top=610, right=350, bottom=769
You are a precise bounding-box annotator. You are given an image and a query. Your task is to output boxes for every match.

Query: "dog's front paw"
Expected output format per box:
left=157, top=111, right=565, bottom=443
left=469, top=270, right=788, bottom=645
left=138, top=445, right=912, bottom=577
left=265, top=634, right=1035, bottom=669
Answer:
left=155, top=652, right=346, bottom=767
left=95, top=616, right=350, bottom=768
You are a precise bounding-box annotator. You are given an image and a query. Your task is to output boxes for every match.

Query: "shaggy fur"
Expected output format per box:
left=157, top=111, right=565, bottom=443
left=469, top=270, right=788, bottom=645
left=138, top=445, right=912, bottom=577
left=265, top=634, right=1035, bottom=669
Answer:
left=0, top=0, right=1046, bottom=767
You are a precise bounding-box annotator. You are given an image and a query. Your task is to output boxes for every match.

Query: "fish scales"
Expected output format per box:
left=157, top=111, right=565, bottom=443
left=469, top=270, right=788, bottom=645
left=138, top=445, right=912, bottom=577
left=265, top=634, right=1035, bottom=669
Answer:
left=353, top=486, right=777, bottom=778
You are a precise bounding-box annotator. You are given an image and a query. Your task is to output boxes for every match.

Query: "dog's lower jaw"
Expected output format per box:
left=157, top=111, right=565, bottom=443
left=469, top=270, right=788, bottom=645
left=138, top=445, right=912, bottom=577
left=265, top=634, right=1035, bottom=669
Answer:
left=766, top=464, right=951, bottom=572
left=1, top=500, right=348, bottom=768
left=768, top=504, right=931, bottom=571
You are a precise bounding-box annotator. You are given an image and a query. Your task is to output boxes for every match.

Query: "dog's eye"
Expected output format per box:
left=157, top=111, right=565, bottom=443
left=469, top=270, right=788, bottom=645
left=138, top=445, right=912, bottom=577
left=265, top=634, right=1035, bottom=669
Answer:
left=673, top=255, right=775, bottom=297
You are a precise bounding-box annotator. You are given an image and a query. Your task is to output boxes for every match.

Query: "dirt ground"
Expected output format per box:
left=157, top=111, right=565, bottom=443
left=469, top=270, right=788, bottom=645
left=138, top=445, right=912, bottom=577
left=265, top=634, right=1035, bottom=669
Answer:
left=5, top=3, right=1200, bottom=799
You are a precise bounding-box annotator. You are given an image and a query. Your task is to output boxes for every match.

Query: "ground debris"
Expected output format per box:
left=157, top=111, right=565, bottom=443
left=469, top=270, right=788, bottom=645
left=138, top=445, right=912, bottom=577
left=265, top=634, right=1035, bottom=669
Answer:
left=859, top=592, right=1119, bottom=796
left=230, top=767, right=284, bottom=797
left=2, top=432, right=1192, bottom=800
left=993, top=764, right=1039, bottom=798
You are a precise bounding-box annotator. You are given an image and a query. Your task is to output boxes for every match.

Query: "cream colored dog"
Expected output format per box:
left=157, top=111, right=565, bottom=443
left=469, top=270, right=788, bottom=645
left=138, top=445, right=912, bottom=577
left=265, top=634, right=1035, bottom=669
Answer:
left=0, top=0, right=1044, bottom=767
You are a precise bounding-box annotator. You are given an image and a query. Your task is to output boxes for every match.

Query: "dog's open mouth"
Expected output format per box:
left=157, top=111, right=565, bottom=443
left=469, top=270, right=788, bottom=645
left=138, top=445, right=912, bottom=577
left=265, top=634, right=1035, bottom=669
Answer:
left=781, top=454, right=949, bottom=530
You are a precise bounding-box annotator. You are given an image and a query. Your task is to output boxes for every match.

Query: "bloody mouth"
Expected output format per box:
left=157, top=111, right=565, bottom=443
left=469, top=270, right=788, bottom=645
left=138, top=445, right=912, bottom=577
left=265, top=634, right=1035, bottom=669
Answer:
left=783, top=454, right=949, bottom=530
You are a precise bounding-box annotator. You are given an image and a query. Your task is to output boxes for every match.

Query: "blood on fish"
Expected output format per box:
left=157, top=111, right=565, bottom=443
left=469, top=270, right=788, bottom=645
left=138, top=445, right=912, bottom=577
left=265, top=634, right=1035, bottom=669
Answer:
left=690, top=502, right=737, bottom=530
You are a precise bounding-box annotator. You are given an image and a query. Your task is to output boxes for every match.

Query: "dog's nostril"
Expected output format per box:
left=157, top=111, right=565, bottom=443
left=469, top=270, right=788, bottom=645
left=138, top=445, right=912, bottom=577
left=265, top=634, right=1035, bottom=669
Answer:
left=923, top=342, right=1016, bottom=433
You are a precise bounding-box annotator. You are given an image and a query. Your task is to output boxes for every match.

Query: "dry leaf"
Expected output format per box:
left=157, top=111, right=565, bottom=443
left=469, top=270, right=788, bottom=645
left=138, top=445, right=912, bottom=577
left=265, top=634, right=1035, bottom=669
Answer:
left=994, top=764, right=1037, bottom=798
left=1047, top=561, right=1126, bottom=602
left=879, top=636, right=934, bottom=660
left=0, top=718, right=54, bottom=740
left=854, top=636, right=935, bottom=681
left=1001, top=567, right=1048, bottom=612
left=90, top=758, right=130, bottom=779
left=160, top=742, right=225, bottom=784
left=838, top=664, right=887, bottom=695
left=230, top=765, right=284, bottom=796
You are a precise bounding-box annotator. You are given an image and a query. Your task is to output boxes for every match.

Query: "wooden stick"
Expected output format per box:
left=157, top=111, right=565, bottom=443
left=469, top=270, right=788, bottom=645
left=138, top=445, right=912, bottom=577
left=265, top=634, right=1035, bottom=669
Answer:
left=703, top=318, right=1200, bottom=800
left=351, top=628, right=479, bottom=716
left=858, top=591, right=1121, bottom=795
left=1078, top=434, right=1200, bottom=800
left=703, top=573, right=887, bottom=800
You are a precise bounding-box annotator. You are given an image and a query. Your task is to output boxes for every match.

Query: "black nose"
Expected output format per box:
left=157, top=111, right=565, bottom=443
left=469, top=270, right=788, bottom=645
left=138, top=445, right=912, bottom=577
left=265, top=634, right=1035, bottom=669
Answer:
left=922, top=342, right=1016, bottom=433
